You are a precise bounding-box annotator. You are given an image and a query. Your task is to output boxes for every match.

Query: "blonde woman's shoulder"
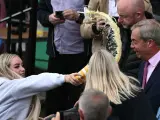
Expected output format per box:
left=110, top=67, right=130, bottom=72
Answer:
left=0, top=77, right=10, bottom=84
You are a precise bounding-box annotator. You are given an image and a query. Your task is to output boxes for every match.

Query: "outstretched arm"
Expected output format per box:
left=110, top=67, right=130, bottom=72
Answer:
left=9, top=73, right=81, bottom=100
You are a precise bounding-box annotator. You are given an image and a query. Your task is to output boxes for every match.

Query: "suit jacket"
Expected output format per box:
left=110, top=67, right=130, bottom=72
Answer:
left=139, top=61, right=160, bottom=113
left=109, top=91, right=157, bottom=120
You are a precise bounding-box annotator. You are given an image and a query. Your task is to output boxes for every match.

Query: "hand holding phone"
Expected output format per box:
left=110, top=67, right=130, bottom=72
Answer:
left=49, top=13, right=65, bottom=25
left=63, top=9, right=79, bottom=21
left=55, top=11, right=65, bottom=20
left=60, top=109, right=80, bottom=120
left=44, top=107, right=80, bottom=120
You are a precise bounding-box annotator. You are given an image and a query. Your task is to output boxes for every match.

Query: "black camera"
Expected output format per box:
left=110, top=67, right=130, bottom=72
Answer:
left=55, top=11, right=65, bottom=20
left=45, top=107, right=80, bottom=120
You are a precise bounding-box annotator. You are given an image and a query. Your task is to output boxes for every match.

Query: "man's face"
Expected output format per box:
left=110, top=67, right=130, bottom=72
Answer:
left=131, top=28, right=149, bottom=60
left=117, top=4, right=138, bottom=28
left=118, top=14, right=137, bottom=28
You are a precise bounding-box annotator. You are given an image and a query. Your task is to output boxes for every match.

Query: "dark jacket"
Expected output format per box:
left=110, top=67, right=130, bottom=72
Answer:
left=119, top=12, right=153, bottom=79
left=37, top=0, right=56, bottom=57
left=118, top=27, right=141, bottom=79
left=139, top=61, right=160, bottom=114
left=109, top=91, right=157, bottom=120
left=150, top=0, right=160, bottom=22
left=37, top=0, right=92, bottom=58
left=150, top=0, right=160, bottom=16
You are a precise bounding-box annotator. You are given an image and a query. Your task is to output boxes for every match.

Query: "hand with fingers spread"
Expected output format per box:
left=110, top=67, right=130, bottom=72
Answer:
left=63, top=9, right=80, bottom=21
left=64, top=73, right=82, bottom=86
left=49, top=13, right=65, bottom=25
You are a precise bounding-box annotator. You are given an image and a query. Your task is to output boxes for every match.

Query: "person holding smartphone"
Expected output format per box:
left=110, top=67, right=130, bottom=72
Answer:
left=51, top=89, right=111, bottom=120
left=37, top=0, right=90, bottom=116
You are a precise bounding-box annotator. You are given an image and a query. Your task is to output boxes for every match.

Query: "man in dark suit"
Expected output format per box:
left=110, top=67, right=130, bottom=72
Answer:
left=131, top=19, right=160, bottom=114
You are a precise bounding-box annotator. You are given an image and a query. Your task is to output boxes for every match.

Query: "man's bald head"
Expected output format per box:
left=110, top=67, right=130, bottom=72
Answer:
left=117, top=0, right=146, bottom=28
left=117, top=0, right=145, bottom=13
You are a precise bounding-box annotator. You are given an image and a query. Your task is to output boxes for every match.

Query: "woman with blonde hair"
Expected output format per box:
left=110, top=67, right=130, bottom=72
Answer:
left=85, top=49, right=156, bottom=120
left=0, top=53, right=81, bottom=120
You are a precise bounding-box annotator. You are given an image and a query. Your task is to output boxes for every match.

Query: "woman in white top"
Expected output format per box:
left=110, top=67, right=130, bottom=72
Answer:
left=0, top=53, right=81, bottom=120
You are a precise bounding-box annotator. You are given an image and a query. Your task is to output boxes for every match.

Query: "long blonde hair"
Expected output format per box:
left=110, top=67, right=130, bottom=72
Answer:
left=85, top=49, right=140, bottom=104
left=0, top=53, right=22, bottom=80
left=0, top=53, right=41, bottom=120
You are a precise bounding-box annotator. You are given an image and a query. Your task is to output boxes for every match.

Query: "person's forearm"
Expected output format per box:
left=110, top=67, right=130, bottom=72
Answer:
left=11, top=73, right=65, bottom=100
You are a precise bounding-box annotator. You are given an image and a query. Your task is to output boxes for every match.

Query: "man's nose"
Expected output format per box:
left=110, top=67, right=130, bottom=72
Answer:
left=130, top=43, right=134, bottom=49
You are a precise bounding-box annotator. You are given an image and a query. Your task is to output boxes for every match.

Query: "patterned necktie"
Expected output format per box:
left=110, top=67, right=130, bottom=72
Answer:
left=142, top=61, right=150, bottom=89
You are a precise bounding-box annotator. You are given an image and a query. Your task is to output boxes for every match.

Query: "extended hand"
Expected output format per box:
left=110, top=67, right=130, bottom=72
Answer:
left=64, top=73, right=82, bottom=86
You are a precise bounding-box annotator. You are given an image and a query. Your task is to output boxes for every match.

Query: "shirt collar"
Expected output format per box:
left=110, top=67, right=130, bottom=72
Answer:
left=148, top=51, right=160, bottom=67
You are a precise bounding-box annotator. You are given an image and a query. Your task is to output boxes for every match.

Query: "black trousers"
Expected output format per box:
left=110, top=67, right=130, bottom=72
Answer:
left=45, top=52, right=89, bottom=115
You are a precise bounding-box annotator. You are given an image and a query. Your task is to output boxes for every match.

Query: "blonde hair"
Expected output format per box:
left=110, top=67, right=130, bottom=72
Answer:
left=85, top=49, right=140, bottom=104
left=0, top=53, right=22, bottom=80
left=0, top=53, right=41, bottom=120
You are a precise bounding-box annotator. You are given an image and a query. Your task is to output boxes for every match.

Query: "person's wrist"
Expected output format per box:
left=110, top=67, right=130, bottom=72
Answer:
left=64, top=75, right=69, bottom=83
left=64, top=75, right=67, bottom=83
left=76, top=13, right=85, bottom=24
left=75, top=13, right=80, bottom=21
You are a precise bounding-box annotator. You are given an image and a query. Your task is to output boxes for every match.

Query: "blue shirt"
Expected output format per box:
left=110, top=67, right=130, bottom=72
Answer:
left=51, top=0, right=84, bottom=54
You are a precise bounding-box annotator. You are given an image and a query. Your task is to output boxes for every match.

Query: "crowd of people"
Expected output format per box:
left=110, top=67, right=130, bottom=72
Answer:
left=0, top=0, right=160, bottom=120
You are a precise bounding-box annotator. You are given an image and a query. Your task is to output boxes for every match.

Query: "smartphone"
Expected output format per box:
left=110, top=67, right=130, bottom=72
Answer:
left=55, top=11, right=64, bottom=20
left=60, top=110, right=80, bottom=120
left=44, top=107, right=80, bottom=120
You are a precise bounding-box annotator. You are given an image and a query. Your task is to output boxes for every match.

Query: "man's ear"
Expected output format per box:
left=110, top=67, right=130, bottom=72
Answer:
left=78, top=109, right=84, bottom=120
left=135, top=12, right=142, bottom=19
left=147, top=39, right=155, bottom=48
